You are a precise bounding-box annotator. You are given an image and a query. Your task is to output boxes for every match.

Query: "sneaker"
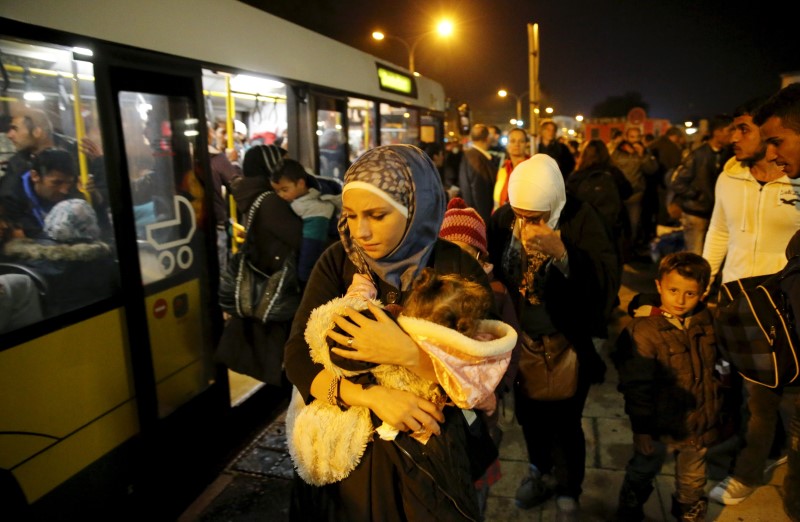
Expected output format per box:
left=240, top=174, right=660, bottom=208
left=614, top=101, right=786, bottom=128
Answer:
left=555, top=496, right=579, bottom=522
left=765, top=454, right=789, bottom=475
left=709, top=476, right=755, bottom=505
left=514, top=466, right=552, bottom=509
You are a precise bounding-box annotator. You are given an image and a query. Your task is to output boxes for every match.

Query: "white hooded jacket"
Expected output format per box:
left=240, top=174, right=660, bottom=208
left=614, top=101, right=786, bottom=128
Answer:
left=702, top=156, right=800, bottom=283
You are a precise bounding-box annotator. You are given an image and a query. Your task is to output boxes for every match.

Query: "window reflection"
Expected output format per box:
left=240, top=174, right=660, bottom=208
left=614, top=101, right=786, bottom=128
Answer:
left=346, top=98, right=375, bottom=163
left=380, top=104, right=418, bottom=146
left=317, top=108, right=346, bottom=179
left=119, top=91, right=205, bottom=285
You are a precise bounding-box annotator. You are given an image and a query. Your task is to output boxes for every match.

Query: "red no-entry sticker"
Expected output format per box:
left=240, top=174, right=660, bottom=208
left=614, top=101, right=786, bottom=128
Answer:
left=153, top=298, right=168, bottom=318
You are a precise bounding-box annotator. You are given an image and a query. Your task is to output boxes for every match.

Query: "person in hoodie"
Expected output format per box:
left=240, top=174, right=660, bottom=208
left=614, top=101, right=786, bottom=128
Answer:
left=2, top=198, right=118, bottom=317
left=701, top=96, right=800, bottom=509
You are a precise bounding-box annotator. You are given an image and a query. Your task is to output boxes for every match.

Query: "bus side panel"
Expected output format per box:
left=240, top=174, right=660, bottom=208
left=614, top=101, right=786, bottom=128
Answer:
left=145, top=279, right=211, bottom=418
left=0, top=309, right=139, bottom=503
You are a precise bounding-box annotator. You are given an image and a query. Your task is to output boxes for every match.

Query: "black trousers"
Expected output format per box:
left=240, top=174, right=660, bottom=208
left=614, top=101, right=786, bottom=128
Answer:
left=514, top=372, right=592, bottom=499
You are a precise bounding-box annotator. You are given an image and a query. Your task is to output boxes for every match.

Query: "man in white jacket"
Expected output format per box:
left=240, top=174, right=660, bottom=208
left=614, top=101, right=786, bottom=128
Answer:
left=703, top=97, right=800, bottom=285
left=705, top=95, right=800, bottom=508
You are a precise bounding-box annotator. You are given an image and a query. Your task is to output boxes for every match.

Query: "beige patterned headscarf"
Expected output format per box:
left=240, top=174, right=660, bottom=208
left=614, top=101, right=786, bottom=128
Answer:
left=338, top=145, right=445, bottom=291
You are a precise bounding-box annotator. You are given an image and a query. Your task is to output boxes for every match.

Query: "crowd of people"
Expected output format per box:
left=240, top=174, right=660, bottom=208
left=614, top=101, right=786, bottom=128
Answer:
left=3, top=79, right=799, bottom=522
left=265, top=83, right=799, bottom=522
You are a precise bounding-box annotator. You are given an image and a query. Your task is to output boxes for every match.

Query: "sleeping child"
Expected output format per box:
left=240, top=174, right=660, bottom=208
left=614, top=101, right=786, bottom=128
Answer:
left=285, top=268, right=517, bottom=486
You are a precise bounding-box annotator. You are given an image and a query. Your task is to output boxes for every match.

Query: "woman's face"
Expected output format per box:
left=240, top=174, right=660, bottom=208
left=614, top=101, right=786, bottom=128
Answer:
left=342, top=188, right=407, bottom=259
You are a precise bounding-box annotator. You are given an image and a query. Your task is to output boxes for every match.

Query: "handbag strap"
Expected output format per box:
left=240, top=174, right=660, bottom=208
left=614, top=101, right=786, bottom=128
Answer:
left=241, top=191, right=272, bottom=254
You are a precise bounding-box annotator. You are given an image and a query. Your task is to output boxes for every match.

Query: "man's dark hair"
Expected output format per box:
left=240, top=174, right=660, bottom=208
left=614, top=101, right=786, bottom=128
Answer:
left=541, top=120, right=557, bottom=132
left=32, top=148, right=75, bottom=178
left=270, top=158, right=309, bottom=184
left=753, top=82, right=800, bottom=133
left=665, top=126, right=684, bottom=138
left=733, top=95, right=769, bottom=119
left=708, top=114, right=733, bottom=133
left=470, top=124, right=489, bottom=142
left=657, top=251, right=711, bottom=291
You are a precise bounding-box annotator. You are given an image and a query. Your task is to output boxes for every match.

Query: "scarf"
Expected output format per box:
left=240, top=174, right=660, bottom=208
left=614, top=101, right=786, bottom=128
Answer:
left=338, top=145, right=446, bottom=291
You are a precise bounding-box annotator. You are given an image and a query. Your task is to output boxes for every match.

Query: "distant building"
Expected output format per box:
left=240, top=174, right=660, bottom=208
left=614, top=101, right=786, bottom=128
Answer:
left=583, top=107, right=671, bottom=143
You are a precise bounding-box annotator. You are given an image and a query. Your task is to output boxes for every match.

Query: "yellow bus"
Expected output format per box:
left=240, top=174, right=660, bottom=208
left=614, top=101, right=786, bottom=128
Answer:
left=0, top=1, right=447, bottom=518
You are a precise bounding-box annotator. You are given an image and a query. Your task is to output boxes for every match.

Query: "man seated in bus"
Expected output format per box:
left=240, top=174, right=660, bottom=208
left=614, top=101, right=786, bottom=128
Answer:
left=1, top=107, right=55, bottom=183
left=0, top=148, right=80, bottom=238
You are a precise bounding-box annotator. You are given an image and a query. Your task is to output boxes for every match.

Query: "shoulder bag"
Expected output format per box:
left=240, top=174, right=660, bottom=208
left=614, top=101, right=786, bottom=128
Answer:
left=219, top=191, right=301, bottom=323
left=517, top=331, right=579, bottom=401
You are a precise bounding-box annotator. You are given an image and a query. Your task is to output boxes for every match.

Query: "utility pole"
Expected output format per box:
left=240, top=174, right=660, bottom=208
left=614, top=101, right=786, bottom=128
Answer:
left=528, top=23, right=540, bottom=154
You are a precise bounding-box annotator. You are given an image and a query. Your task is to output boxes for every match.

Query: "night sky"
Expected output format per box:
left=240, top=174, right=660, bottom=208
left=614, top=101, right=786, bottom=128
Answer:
left=242, top=0, right=797, bottom=125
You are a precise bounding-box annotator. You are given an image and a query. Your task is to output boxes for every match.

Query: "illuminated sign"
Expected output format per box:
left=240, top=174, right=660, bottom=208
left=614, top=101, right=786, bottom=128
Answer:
left=376, top=64, right=417, bottom=97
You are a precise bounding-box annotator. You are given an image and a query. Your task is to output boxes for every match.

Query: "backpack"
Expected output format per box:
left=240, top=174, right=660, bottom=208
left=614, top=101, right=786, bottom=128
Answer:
left=566, top=168, right=623, bottom=237
left=714, top=256, right=800, bottom=388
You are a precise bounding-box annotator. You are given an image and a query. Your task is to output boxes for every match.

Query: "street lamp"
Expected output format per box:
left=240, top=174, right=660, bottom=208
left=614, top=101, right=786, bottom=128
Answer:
left=498, top=89, right=529, bottom=126
left=372, top=20, right=453, bottom=74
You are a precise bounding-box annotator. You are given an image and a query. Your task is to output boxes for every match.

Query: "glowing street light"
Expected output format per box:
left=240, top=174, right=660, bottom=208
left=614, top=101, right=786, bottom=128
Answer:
left=372, top=19, right=454, bottom=74
left=545, top=106, right=554, bottom=114
left=498, top=89, right=529, bottom=125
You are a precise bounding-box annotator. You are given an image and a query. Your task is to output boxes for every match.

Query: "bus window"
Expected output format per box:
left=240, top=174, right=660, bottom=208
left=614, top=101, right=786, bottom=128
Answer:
left=202, top=70, right=288, bottom=152
left=380, top=104, right=419, bottom=146
left=420, top=113, right=442, bottom=144
left=0, top=37, right=119, bottom=331
left=316, top=104, right=346, bottom=180
left=118, top=92, right=205, bottom=286
left=346, top=98, right=375, bottom=163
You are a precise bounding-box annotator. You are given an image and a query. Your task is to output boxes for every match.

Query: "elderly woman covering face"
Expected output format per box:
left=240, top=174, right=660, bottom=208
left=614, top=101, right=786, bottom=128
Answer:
left=284, top=144, right=497, bottom=521
left=487, top=154, right=617, bottom=520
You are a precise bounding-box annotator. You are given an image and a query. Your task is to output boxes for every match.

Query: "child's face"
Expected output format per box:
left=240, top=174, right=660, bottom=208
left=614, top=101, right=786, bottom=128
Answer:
left=655, top=270, right=701, bottom=318
left=271, top=178, right=307, bottom=203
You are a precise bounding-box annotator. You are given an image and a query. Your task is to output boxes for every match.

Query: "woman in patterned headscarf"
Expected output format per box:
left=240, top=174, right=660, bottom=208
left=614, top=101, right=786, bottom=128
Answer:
left=488, top=154, right=617, bottom=521
left=284, top=144, right=493, bottom=521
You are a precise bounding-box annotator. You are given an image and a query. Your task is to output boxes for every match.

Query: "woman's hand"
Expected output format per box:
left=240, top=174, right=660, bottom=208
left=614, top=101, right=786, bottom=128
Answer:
left=328, top=300, right=420, bottom=367
left=350, top=383, right=444, bottom=435
left=520, top=220, right=566, bottom=259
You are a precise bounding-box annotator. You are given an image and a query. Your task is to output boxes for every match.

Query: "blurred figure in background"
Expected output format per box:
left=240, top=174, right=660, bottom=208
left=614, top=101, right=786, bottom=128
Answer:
left=612, top=128, right=658, bottom=255
left=494, top=128, right=530, bottom=211
left=459, top=124, right=497, bottom=226
left=671, top=114, right=733, bottom=254
left=538, top=120, right=575, bottom=180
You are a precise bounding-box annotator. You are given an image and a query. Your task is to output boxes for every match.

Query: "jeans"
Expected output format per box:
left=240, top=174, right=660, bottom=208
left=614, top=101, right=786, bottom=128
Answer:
left=623, top=440, right=708, bottom=505
left=733, top=382, right=797, bottom=486
left=624, top=193, right=643, bottom=246
left=680, top=213, right=709, bottom=255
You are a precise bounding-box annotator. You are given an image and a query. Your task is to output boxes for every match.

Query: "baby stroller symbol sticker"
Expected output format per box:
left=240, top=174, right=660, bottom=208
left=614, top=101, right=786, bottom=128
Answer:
left=144, top=195, right=197, bottom=276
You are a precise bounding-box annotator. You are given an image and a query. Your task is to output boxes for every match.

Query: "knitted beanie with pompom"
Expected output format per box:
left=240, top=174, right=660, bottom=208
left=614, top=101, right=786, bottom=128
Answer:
left=438, top=197, right=487, bottom=256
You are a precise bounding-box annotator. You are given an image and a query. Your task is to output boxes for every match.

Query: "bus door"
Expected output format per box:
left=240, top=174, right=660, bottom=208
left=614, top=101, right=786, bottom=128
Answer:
left=105, top=57, right=228, bottom=507
left=313, top=94, right=348, bottom=179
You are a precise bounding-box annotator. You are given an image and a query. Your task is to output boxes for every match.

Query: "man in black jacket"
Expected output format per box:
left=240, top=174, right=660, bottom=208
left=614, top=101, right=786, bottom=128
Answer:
left=458, top=124, right=496, bottom=226
left=671, top=114, right=733, bottom=254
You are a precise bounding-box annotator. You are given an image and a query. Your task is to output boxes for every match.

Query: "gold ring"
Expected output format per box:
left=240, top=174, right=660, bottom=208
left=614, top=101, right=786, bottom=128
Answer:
left=347, top=337, right=354, bottom=348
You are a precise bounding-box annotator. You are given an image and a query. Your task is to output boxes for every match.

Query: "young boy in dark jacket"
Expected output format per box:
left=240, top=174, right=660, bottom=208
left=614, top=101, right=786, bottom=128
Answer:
left=614, top=252, right=721, bottom=522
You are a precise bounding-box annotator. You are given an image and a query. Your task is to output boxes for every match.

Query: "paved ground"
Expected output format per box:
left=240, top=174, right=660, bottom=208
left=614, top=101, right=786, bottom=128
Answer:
left=180, top=260, right=792, bottom=521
